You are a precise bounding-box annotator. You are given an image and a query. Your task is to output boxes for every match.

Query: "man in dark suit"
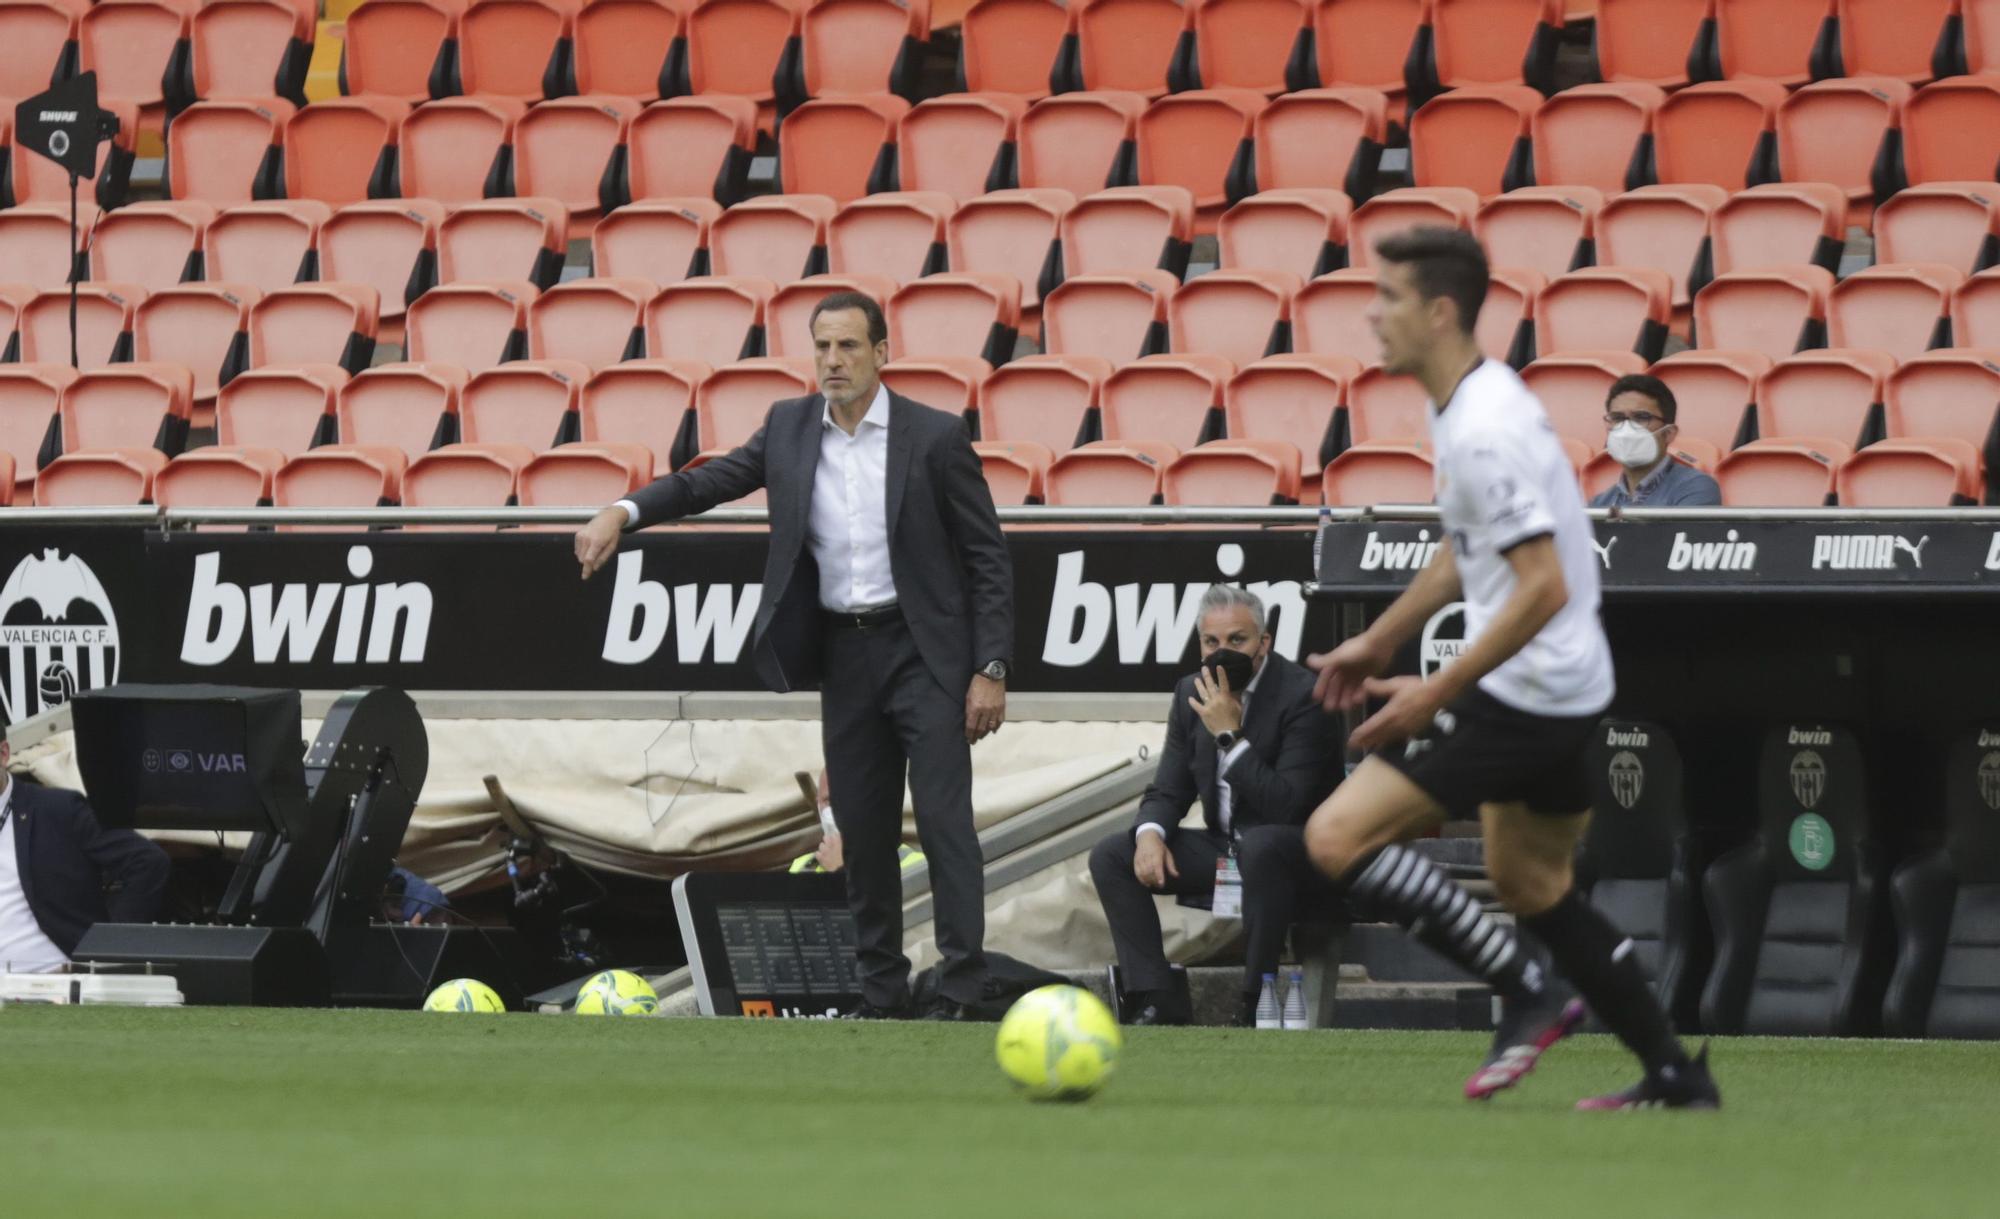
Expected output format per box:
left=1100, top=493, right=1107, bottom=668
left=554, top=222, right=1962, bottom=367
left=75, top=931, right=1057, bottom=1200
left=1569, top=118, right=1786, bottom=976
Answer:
left=1088, top=585, right=1343, bottom=1025
left=574, top=291, right=1014, bottom=1020
left=0, top=725, right=171, bottom=970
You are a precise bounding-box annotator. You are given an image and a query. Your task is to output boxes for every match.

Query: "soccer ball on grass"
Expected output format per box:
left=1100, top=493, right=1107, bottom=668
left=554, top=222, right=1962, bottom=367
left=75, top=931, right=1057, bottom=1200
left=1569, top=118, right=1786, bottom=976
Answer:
left=422, top=978, right=506, bottom=1013
left=994, top=984, right=1121, bottom=1101
left=574, top=969, right=659, bottom=1015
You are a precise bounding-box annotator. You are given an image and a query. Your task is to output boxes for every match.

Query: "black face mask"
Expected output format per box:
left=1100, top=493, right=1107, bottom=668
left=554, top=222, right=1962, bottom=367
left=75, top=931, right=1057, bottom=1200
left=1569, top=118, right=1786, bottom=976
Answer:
left=1201, top=647, right=1256, bottom=693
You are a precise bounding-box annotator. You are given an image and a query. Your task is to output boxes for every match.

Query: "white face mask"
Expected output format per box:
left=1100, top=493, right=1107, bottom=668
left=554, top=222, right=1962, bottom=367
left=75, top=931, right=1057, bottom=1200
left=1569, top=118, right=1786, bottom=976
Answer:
left=1606, top=421, right=1662, bottom=469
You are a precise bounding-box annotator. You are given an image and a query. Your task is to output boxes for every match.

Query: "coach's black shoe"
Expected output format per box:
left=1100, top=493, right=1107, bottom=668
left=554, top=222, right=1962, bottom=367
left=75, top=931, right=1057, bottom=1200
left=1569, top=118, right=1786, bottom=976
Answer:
left=920, top=997, right=977, bottom=1022
left=1577, top=1043, right=1722, bottom=1111
left=1231, top=989, right=1261, bottom=1029
left=840, top=998, right=910, bottom=1021
left=1128, top=990, right=1192, bottom=1026
left=1465, top=990, right=1586, bottom=1100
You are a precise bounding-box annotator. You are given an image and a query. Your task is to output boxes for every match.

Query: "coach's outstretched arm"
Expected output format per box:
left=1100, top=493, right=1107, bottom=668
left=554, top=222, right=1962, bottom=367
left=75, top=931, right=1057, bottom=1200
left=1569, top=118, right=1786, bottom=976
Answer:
left=574, top=422, right=773, bottom=579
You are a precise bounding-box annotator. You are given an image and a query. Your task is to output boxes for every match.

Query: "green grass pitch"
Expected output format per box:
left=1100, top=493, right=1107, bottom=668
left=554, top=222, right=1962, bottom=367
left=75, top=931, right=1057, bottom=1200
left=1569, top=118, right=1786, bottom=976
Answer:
left=2, top=1006, right=1993, bottom=1218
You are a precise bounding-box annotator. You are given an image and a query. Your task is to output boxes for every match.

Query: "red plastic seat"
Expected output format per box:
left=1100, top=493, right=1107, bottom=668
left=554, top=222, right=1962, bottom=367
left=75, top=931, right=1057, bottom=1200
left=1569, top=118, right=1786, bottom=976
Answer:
left=1347, top=187, right=1480, bottom=267
left=342, top=0, right=456, bottom=105
left=405, top=281, right=537, bottom=372
left=87, top=201, right=213, bottom=292
left=1649, top=348, right=1771, bottom=449
left=896, top=93, right=1027, bottom=202
left=59, top=362, right=193, bottom=455
left=975, top=353, right=1111, bottom=452
left=513, top=95, right=641, bottom=240
left=1594, top=0, right=1711, bottom=89
left=1100, top=352, right=1233, bottom=448
left=574, top=0, right=681, bottom=99
left=403, top=442, right=536, bottom=513
left=1873, top=182, right=2000, bottom=275
left=1837, top=436, right=1983, bottom=505
left=132, top=284, right=257, bottom=417
left=526, top=277, right=653, bottom=369
left=1903, top=76, right=2000, bottom=186
left=828, top=191, right=957, bottom=283
left=1709, top=182, right=1846, bottom=277
left=1479, top=267, right=1544, bottom=366
left=959, top=0, right=1067, bottom=100
left=1594, top=183, right=1729, bottom=315
left=1950, top=268, right=2000, bottom=349
left=1167, top=270, right=1300, bottom=367
left=1291, top=268, right=1379, bottom=362
left=709, top=195, right=837, bottom=285
left=1345, top=363, right=1429, bottom=444
left=1827, top=263, right=1961, bottom=359
left=946, top=188, right=1073, bottom=321
left=216, top=363, right=348, bottom=458
left=1775, top=76, right=1910, bottom=228
left=695, top=357, right=817, bottom=449
left=1475, top=186, right=1601, bottom=283
left=1188, top=0, right=1308, bottom=92
left=1534, top=267, right=1673, bottom=360
left=18, top=283, right=146, bottom=370
left=1884, top=349, right=2000, bottom=461
left=0, top=0, right=77, bottom=102
left=1251, top=87, right=1388, bottom=200
left=249, top=282, right=379, bottom=373
left=1754, top=348, right=1896, bottom=449
left=1061, top=185, right=1195, bottom=278
left=438, top=197, right=568, bottom=288
left=1218, top=189, right=1352, bottom=282
left=1072, top=0, right=1188, bottom=98
left=1426, top=0, right=1564, bottom=91
left=590, top=199, right=720, bottom=288
left=880, top=356, right=990, bottom=415
left=1711, top=0, right=1834, bottom=86
left=1225, top=353, right=1357, bottom=471
left=1837, top=0, right=1953, bottom=85
left=399, top=96, right=529, bottom=207
left=458, top=0, right=571, bottom=103
left=1017, top=90, right=1147, bottom=199
left=1532, top=83, right=1664, bottom=195
left=154, top=446, right=287, bottom=510
left=1040, top=270, right=1177, bottom=363
left=1969, top=0, right=2000, bottom=73
left=972, top=439, right=1052, bottom=504
left=1408, top=84, right=1540, bottom=198
left=80, top=0, right=189, bottom=142
left=628, top=96, right=758, bottom=204
left=799, top=0, right=931, bottom=99
left=203, top=201, right=332, bottom=295
left=317, top=200, right=447, bottom=341
left=686, top=0, right=801, bottom=130
left=1044, top=439, right=1177, bottom=505
left=764, top=274, right=901, bottom=359
left=337, top=362, right=469, bottom=460
left=1321, top=440, right=1432, bottom=505
left=1164, top=438, right=1303, bottom=505
left=778, top=93, right=911, bottom=204
left=644, top=277, right=776, bottom=365
left=167, top=99, right=295, bottom=206
left=283, top=97, right=408, bottom=207
left=518, top=441, right=655, bottom=507
left=273, top=444, right=410, bottom=512
left=888, top=274, right=1022, bottom=364
left=579, top=359, right=707, bottom=472
left=1135, top=88, right=1266, bottom=232
left=1693, top=265, right=1833, bottom=359
left=1303, top=0, right=1422, bottom=121
left=459, top=358, right=590, bottom=450
left=35, top=448, right=171, bottom=507
left=1714, top=436, right=1849, bottom=506
left=1652, top=79, right=1787, bottom=191
left=0, top=364, right=78, bottom=499
left=0, top=205, right=95, bottom=294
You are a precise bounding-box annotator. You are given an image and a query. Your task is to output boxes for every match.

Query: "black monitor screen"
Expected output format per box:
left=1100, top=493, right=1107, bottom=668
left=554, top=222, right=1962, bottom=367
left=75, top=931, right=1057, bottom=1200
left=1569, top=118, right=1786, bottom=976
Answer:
left=71, top=684, right=307, bottom=834
left=672, top=872, right=866, bottom=1018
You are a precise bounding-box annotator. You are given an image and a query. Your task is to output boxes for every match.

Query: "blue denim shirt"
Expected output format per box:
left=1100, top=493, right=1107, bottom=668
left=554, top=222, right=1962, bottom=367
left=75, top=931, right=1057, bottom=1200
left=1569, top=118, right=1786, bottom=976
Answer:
left=1590, top=457, right=1722, bottom=508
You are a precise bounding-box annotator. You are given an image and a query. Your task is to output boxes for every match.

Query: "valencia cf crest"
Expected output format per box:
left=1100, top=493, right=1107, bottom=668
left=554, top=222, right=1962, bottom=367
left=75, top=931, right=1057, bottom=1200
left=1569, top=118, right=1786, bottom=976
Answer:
left=1608, top=750, right=1645, bottom=810
left=0, top=549, right=121, bottom=722
left=1979, top=751, right=2000, bottom=813
left=1789, top=750, right=1827, bottom=810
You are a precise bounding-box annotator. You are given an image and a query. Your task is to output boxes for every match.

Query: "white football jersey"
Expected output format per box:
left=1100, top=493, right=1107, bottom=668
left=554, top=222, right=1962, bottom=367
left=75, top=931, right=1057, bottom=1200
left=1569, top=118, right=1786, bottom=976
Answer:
left=1429, top=359, right=1614, bottom=717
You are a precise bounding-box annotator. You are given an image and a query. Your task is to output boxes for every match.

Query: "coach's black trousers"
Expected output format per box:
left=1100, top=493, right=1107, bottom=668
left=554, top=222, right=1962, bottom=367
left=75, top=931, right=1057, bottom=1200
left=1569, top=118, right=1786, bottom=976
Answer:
left=1089, top=823, right=1336, bottom=994
left=821, top=615, right=986, bottom=1008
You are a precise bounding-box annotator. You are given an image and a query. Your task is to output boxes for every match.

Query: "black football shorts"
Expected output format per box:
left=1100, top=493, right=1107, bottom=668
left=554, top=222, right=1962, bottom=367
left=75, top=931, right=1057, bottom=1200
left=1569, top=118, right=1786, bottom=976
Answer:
left=1380, top=686, right=1600, bottom=818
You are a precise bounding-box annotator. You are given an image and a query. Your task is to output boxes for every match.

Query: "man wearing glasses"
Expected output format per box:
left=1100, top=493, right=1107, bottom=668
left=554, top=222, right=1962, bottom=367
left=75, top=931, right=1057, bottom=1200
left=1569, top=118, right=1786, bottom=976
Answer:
left=1589, top=374, right=1721, bottom=509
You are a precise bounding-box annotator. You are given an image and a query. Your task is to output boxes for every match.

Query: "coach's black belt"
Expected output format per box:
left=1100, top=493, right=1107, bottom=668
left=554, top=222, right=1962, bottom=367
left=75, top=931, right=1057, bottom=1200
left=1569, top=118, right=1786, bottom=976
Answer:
left=824, top=603, right=902, bottom=629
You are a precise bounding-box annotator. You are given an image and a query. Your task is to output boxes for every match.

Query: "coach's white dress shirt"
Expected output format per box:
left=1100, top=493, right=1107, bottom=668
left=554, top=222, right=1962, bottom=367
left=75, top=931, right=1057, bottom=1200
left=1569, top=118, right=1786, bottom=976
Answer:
left=0, top=783, right=69, bottom=973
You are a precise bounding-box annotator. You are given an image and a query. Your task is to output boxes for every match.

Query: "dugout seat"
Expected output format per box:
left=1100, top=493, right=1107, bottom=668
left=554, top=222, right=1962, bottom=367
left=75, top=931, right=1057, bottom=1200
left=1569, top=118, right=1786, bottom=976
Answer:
left=399, top=97, right=528, bottom=207
left=216, top=363, right=348, bottom=458
left=204, top=201, right=329, bottom=294
left=438, top=198, right=568, bottom=290
left=628, top=96, right=758, bottom=206
left=1873, top=183, right=2000, bottom=277
left=337, top=363, right=467, bottom=459
left=404, top=281, right=537, bottom=373
left=974, top=353, right=1109, bottom=453
left=896, top=94, right=1026, bottom=203
left=828, top=191, right=956, bottom=283
left=459, top=358, right=589, bottom=450
left=644, top=277, right=774, bottom=365
left=709, top=195, right=836, bottom=286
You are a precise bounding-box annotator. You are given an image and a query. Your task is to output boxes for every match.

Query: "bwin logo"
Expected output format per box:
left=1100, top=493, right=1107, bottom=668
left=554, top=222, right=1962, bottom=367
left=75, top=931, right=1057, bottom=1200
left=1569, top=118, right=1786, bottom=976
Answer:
left=181, top=547, right=433, bottom=665
left=0, top=548, right=120, bottom=722
left=1810, top=534, right=1929, bottom=571
left=1667, top=530, right=1757, bottom=572
left=1359, top=529, right=1441, bottom=572
left=1605, top=726, right=1650, bottom=748
left=1044, top=545, right=1305, bottom=666
left=602, top=551, right=763, bottom=665
left=1788, top=727, right=1833, bottom=747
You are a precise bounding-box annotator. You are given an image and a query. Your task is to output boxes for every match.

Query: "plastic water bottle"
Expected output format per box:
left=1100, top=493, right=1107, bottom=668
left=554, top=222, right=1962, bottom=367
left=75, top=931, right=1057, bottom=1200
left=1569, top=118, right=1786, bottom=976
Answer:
left=1281, top=966, right=1309, bottom=1030
left=1311, top=502, right=1332, bottom=585
left=1255, top=973, right=1281, bottom=1030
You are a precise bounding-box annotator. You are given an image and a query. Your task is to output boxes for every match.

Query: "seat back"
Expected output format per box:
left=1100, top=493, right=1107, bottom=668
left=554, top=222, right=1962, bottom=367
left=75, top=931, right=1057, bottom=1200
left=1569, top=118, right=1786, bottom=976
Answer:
left=975, top=353, right=1110, bottom=452
left=34, top=449, right=169, bottom=507
left=972, top=439, right=1051, bottom=504
left=1902, top=76, right=2000, bottom=186
left=1775, top=76, right=1910, bottom=226
left=764, top=274, right=900, bottom=359
left=19, top=284, right=145, bottom=370
left=887, top=274, right=1021, bottom=365
left=897, top=94, right=1025, bottom=202
left=1755, top=348, right=1896, bottom=449
left=1837, top=0, right=1952, bottom=84
left=1134, top=88, right=1265, bottom=223
left=695, top=358, right=816, bottom=449
left=1408, top=84, right=1540, bottom=198
left=628, top=96, right=758, bottom=204
left=1531, top=82, right=1663, bottom=195
left=1061, top=185, right=1195, bottom=277
left=709, top=195, right=837, bottom=284
left=0, top=365, right=80, bottom=497
left=80, top=0, right=185, bottom=112
left=215, top=364, right=347, bottom=457
left=1950, top=269, right=2000, bottom=349
left=1044, top=440, right=1175, bottom=505
left=1650, top=349, right=1769, bottom=450
left=1474, top=186, right=1599, bottom=284
left=1522, top=351, right=1649, bottom=451
left=1711, top=0, right=1834, bottom=86
left=947, top=188, right=1072, bottom=311
left=1714, top=436, right=1849, bottom=506
left=1291, top=268, right=1379, bottom=361
left=686, top=0, right=799, bottom=108
left=438, top=198, right=568, bottom=289
left=1072, top=0, right=1188, bottom=96
left=132, top=284, right=257, bottom=407
left=1320, top=440, right=1432, bottom=505
left=1099, top=353, right=1232, bottom=448
left=828, top=191, right=956, bottom=283
left=1836, top=437, right=1982, bottom=506
left=1224, top=354, right=1355, bottom=471
left=1693, top=266, right=1833, bottom=360
left=1534, top=268, right=1671, bottom=360
left=1251, top=87, right=1387, bottom=197
left=88, top=201, right=213, bottom=291
left=1652, top=79, right=1786, bottom=190
left=400, top=96, right=527, bottom=206
left=1219, top=189, right=1352, bottom=283
left=155, top=447, right=286, bottom=510
left=1347, top=187, right=1479, bottom=267
left=644, top=277, right=774, bottom=365
left=1594, top=0, right=1710, bottom=89
left=1882, top=349, right=2000, bottom=465
left=403, top=443, right=535, bottom=512
left=513, top=95, right=639, bottom=236
left=458, top=0, right=570, bottom=101
left=1344, top=364, right=1428, bottom=444
left=960, top=0, right=1067, bottom=99
left=318, top=200, right=447, bottom=326
left=1710, top=182, right=1846, bottom=277
left=405, top=282, right=537, bottom=373
left=0, top=204, right=95, bottom=293
left=61, top=363, right=194, bottom=453
left=249, top=282, right=379, bottom=372
left=1872, top=182, right=2000, bottom=276
left=591, top=199, right=720, bottom=289
left=1017, top=90, right=1146, bottom=199
left=1189, top=0, right=1305, bottom=92
left=273, top=444, right=409, bottom=512
left=1166, top=269, right=1298, bottom=367
left=1163, top=438, right=1301, bottom=504
left=518, top=442, right=654, bottom=506
left=337, top=363, right=466, bottom=460
left=205, top=201, right=331, bottom=294
left=526, top=277, right=651, bottom=369
left=574, top=0, right=680, bottom=98
left=460, top=359, right=590, bottom=450
left=0, top=0, right=77, bottom=99
left=1583, top=718, right=1698, bottom=1024
left=778, top=94, right=910, bottom=204
left=799, top=0, right=930, bottom=98
left=1307, top=0, right=1423, bottom=106
left=283, top=97, right=409, bottom=207
left=343, top=0, right=455, bottom=103
left=1040, top=270, right=1176, bottom=362
left=1826, top=263, right=1960, bottom=359
left=1428, top=0, right=1562, bottom=91
left=167, top=99, right=294, bottom=205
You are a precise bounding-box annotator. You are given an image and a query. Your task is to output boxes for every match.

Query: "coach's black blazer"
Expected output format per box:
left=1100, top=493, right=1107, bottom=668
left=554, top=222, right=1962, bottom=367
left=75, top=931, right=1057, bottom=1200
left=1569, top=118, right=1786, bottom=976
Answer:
left=8, top=779, right=171, bottom=957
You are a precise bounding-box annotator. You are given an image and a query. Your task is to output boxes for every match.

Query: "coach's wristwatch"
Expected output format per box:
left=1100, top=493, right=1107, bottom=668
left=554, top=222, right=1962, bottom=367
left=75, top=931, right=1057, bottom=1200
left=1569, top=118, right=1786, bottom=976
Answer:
left=980, top=660, right=1009, bottom=681
left=1213, top=730, right=1239, bottom=752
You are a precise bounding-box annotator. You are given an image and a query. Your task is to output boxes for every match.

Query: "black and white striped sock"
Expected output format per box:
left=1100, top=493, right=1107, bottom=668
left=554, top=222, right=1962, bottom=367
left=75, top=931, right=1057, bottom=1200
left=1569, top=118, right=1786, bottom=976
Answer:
left=1347, top=843, right=1544, bottom=1000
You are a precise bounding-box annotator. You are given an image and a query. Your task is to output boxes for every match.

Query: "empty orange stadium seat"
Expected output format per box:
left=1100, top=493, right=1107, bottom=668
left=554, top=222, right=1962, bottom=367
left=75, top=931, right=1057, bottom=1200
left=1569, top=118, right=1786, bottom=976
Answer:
left=764, top=274, right=901, bottom=358
left=399, top=96, right=528, bottom=206
left=1837, top=436, right=1983, bottom=505
left=1535, top=267, right=1672, bottom=360
left=1225, top=353, right=1356, bottom=469
left=338, top=362, right=468, bottom=459
left=1044, top=439, right=1177, bottom=505
left=35, top=448, right=170, bottom=507
left=1321, top=440, right=1431, bottom=504
left=155, top=446, right=287, bottom=509
left=1775, top=75, right=1910, bottom=228
left=574, top=0, right=682, bottom=99
left=317, top=200, right=447, bottom=342
left=1041, top=270, right=1176, bottom=362
left=1827, top=263, right=1960, bottom=358
left=57, top=363, right=191, bottom=461
left=897, top=93, right=1027, bottom=202
left=590, top=198, right=719, bottom=287
left=403, top=442, right=536, bottom=513
left=578, top=359, right=706, bottom=471
left=518, top=441, right=654, bottom=507
left=1344, top=363, right=1429, bottom=444
left=216, top=363, right=347, bottom=457
left=200, top=202, right=330, bottom=296
left=1168, top=269, right=1300, bottom=367
left=872, top=358, right=984, bottom=419
left=975, top=353, right=1110, bottom=451
left=1426, top=0, right=1563, bottom=91
left=1693, top=265, right=1833, bottom=358
left=18, top=283, right=145, bottom=370
left=1409, top=84, right=1540, bottom=198
left=87, top=201, right=212, bottom=292
left=0, top=205, right=91, bottom=294
left=79, top=0, right=187, bottom=142
left=526, top=277, right=652, bottom=369
left=1520, top=350, right=1647, bottom=450
left=1251, top=87, right=1387, bottom=200
left=340, top=0, right=455, bottom=104
left=685, top=0, right=800, bottom=128
left=628, top=96, right=758, bottom=204
left=0, top=364, right=77, bottom=498
left=168, top=99, right=294, bottom=205
left=1837, top=0, right=1952, bottom=84
left=1884, top=349, right=2000, bottom=479
left=1709, top=182, right=1846, bottom=277
left=1873, top=182, right=2000, bottom=275
left=273, top=443, right=409, bottom=511
left=0, top=0, right=76, bottom=102
left=1969, top=0, right=2000, bottom=72
left=888, top=274, right=1022, bottom=364
left=133, top=284, right=256, bottom=418
left=1754, top=347, right=1895, bottom=449
left=1478, top=267, right=1544, bottom=366
left=1186, top=0, right=1308, bottom=93
left=282, top=97, right=406, bottom=206
left=1017, top=90, right=1146, bottom=199
left=1951, top=268, right=2000, bottom=348
left=514, top=96, right=641, bottom=240
left=438, top=197, right=568, bottom=289
left=1347, top=187, right=1480, bottom=267
left=1218, top=189, right=1352, bottom=282
left=1594, top=0, right=1711, bottom=89
left=828, top=191, right=956, bottom=282
left=1903, top=76, right=2000, bottom=186
left=1100, top=352, right=1231, bottom=447
left=1651, top=79, right=1786, bottom=191
left=1302, top=0, right=1421, bottom=122
left=1072, top=0, right=1188, bottom=98
left=645, top=277, right=775, bottom=364
left=1650, top=348, right=1770, bottom=449
left=959, top=0, right=1067, bottom=100
left=972, top=439, right=1051, bottom=504
left=709, top=195, right=837, bottom=284
left=459, top=358, right=589, bottom=450
left=1290, top=268, right=1378, bottom=362
left=1594, top=183, right=1728, bottom=316
left=778, top=93, right=910, bottom=204
left=1135, top=88, right=1265, bottom=232
left=1532, top=83, right=1663, bottom=195
left=946, top=188, right=1072, bottom=322
left=405, top=281, right=536, bottom=372
left=189, top=0, right=311, bottom=105
left=1062, top=185, right=1194, bottom=278
left=1165, top=438, right=1303, bottom=504
left=458, top=0, right=571, bottom=102
left=799, top=0, right=931, bottom=99
left=1475, top=186, right=1600, bottom=283
left=1715, top=436, right=1848, bottom=505
left=249, top=282, right=378, bottom=373
left=1712, top=0, right=1835, bottom=86
left=696, top=357, right=816, bottom=449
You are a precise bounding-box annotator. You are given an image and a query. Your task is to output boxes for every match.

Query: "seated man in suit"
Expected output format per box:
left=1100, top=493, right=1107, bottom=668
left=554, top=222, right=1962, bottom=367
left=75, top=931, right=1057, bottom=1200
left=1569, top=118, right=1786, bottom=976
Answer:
left=0, top=723, right=170, bottom=971
left=1088, top=585, right=1344, bottom=1025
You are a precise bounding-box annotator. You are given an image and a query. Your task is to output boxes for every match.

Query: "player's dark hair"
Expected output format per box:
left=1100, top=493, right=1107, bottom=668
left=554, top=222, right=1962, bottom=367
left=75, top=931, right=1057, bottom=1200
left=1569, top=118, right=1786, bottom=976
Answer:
left=1373, top=226, right=1489, bottom=336
left=809, top=292, right=888, bottom=346
left=1606, top=373, right=1677, bottom=424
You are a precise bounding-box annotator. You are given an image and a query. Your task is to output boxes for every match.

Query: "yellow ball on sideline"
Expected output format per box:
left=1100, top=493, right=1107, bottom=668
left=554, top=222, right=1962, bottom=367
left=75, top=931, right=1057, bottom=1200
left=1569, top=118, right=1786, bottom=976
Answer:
left=574, top=969, right=659, bottom=1016
left=995, top=984, right=1122, bottom=1101
left=423, top=978, right=505, bottom=1013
